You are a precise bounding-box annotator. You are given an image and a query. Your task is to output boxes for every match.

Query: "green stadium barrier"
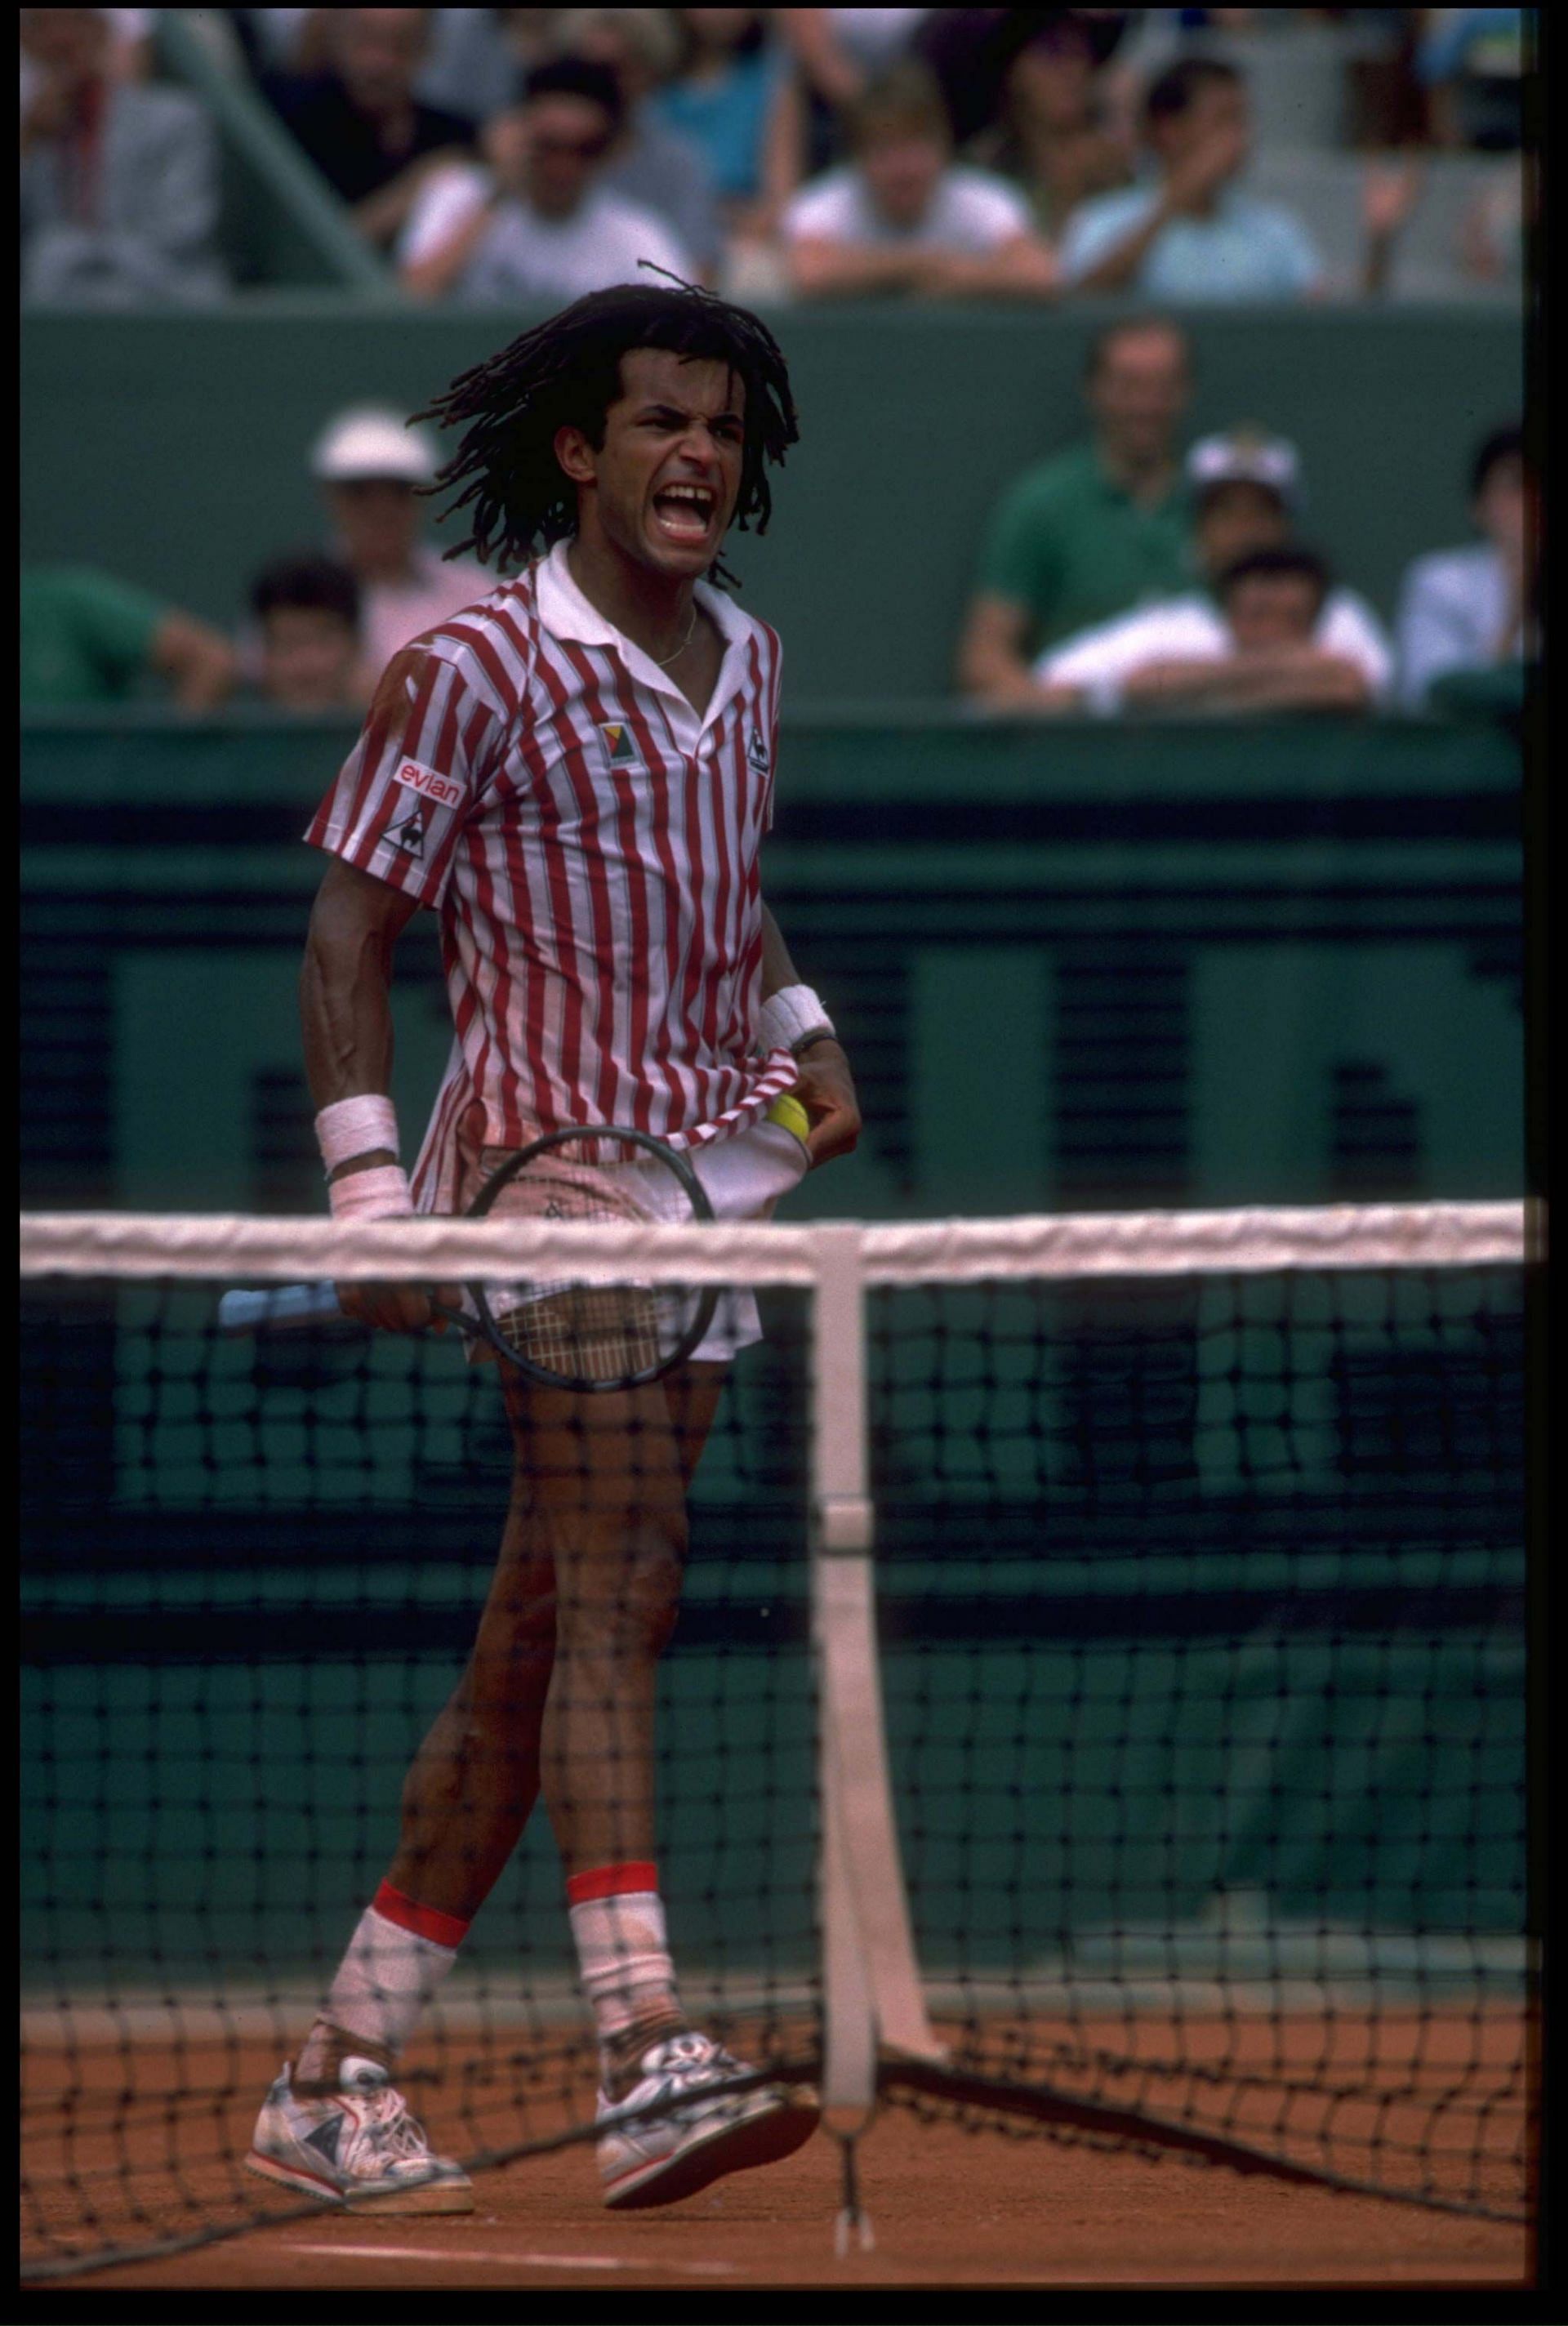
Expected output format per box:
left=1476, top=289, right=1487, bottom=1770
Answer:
left=21, top=709, right=1524, bottom=1216
left=20, top=302, right=1520, bottom=698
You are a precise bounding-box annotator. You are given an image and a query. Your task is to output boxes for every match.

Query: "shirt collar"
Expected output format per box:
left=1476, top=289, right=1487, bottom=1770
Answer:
left=535, top=537, right=754, bottom=727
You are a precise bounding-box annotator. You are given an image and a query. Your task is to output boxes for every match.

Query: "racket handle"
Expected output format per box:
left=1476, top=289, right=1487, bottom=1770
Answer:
left=218, top=1282, right=347, bottom=1335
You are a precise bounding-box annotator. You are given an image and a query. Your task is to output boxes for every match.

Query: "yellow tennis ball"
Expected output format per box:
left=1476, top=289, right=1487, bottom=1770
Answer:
left=766, top=1093, right=811, bottom=1146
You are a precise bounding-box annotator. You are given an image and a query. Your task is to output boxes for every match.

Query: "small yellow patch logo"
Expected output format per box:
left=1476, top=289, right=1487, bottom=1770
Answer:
left=599, top=721, right=636, bottom=764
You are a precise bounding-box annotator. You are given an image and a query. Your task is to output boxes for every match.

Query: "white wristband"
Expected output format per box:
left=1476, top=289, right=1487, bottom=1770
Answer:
left=1085, top=674, right=1124, bottom=718
left=760, top=983, right=836, bottom=1056
left=327, top=1164, right=413, bottom=1222
left=316, top=1094, right=400, bottom=1175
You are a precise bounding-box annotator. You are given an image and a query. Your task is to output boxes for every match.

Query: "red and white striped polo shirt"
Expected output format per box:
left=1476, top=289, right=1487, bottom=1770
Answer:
left=305, top=539, right=799, bottom=1204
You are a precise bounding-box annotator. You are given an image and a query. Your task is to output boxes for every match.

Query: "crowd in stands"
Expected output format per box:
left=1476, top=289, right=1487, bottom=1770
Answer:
left=21, top=366, right=1533, bottom=720
left=957, top=316, right=1531, bottom=716
left=19, top=11, right=1533, bottom=723
left=20, top=5, right=228, bottom=301
left=20, top=10, right=1530, bottom=306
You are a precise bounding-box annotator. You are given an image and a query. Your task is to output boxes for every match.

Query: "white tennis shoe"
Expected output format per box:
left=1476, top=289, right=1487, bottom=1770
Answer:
left=244, top=2057, right=474, bottom=2213
left=596, top=2030, right=818, bottom=2209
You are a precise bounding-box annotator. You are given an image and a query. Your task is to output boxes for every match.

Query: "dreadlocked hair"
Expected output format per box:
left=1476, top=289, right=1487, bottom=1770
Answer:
left=415, top=277, right=800, bottom=586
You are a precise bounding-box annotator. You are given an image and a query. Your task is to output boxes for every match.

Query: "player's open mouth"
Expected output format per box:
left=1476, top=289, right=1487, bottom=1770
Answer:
left=650, top=483, right=716, bottom=543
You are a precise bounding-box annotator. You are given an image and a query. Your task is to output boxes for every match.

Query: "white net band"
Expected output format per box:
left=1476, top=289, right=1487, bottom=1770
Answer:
left=19, top=1201, right=1531, bottom=1290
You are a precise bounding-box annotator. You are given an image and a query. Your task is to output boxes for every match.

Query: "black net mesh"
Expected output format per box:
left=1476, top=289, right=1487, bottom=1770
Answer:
left=868, top=1263, right=1530, bottom=2221
left=20, top=1229, right=1534, bottom=2279
left=21, top=1272, right=817, bottom=2278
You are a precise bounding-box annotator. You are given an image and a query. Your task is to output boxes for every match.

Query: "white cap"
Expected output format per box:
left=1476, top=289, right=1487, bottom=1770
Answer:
left=310, top=407, right=438, bottom=486
left=1187, top=429, right=1301, bottom=505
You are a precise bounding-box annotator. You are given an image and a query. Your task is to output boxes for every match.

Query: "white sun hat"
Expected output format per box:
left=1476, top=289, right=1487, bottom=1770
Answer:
left=310, top=408, right=439, bottom=486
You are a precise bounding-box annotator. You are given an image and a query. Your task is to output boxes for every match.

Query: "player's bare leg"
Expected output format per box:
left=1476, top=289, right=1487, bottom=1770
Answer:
left=294, top=1361, right=726, bottom=2095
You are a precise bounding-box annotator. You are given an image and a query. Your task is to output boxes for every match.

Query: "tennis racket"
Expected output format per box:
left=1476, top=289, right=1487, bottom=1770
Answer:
left=218, top=1123, right=718, bottom=1392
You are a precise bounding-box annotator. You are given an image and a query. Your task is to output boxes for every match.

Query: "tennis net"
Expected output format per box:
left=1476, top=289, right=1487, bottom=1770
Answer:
left=20, top=1201, right=1535, bottom=2276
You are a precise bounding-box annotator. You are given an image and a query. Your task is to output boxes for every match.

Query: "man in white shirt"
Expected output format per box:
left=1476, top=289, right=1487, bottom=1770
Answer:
left=310, top=408, right=490, bottom=698
left=782, top=59, right=1057, bottom=299
left=397, top=56, right=692, bottom=305
left=1031, top=431, right=1392, bottom=714
left=1396, top=424, right=1533, bottom=709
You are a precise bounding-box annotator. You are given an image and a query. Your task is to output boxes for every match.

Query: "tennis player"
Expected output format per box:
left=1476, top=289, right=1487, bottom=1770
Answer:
left=246, top=283, right=860, bottom=2216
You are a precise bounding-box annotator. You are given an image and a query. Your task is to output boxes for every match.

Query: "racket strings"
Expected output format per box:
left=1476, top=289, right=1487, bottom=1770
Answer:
left=479, top=1139, right=699, bottom=1388
left=496, top=1283, right=664, bottom=1384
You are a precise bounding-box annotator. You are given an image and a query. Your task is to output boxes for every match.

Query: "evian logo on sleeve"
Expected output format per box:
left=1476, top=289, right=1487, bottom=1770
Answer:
left=392, top=757, right=466, bottom=810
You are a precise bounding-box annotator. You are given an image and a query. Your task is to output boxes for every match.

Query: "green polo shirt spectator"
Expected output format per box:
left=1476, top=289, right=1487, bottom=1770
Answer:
left=958, top=313, right=1196, bottom=709
left=22, top=565, right=163, bottom=703
left=22, top=564, right=236, bottom=709
left=977, top=443, right=1192, bottom=657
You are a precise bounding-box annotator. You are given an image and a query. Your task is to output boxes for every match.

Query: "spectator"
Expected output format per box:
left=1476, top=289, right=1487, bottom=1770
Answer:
left=1107, top=9, right=1352, bottom=152
left=1341, top=8, right=1429, bottom=149
left=777, top=8, right=931, bottom=172
left=1395, top=423, right=1535, bottom=711
left=1036, top=546, right=1383, bottom=717
left=396, top=57, right=692, bottom=303
left=1058, top=55, right=1324, bottom=301
left=261, top=9, right=477, bottom=253
left=982, top=10, right=1135, bottom=243
left=791, top=7, right=930, bottom=96
left=310, top=408, right=489, bottom=695
left=555, top=8, right=723, bottom=279
left=920, top=7, right=1134, bottom=157
left=654, top=11, right=801, bottom=243
left=100, top=7, right=155, bottom=79
left=249, top=553, right=365, bottom=713
left=1419, top=8, right=1525, bottom=151
left=782, top=61, right=1057, bottom=301
left=413, top=8, right=565, bottom=123
left=1029, top=435, right=1392, bottom=714
left=1459, top=157, right=1528, bottom=287
left=19, top=6, right=229, bottom=305
left=957, top=317, right=1193, bottom=708
left=21, top=564, right=236, bottom=708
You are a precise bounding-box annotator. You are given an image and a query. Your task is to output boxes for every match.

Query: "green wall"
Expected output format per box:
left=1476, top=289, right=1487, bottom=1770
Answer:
left=20, top=303, right=1521, bottom=701
left=22, top=710, right=1524, bottom=1216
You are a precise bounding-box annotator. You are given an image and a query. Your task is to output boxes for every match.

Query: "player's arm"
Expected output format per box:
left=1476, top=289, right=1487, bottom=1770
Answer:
left=760, top=902, right=861, bottom=1166
left=301, top=854, right=452, bottom=1331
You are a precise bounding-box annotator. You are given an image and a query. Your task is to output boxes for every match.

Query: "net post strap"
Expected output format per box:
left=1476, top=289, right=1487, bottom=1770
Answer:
left=811, top=1226, right=944, bottom=2114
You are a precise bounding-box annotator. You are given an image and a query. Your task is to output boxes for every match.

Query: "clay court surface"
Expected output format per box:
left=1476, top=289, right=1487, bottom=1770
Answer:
left=24, top=2016, right=1532, bottom=2293
left=27, top=2117, right=1531, bottom=2294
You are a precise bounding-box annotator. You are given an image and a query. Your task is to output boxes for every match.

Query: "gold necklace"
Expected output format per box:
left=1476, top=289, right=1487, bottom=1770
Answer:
left=652, top=604, right=699, bottom=667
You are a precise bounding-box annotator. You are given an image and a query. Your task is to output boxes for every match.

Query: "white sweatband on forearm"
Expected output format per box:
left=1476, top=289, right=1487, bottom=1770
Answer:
left=327, top=1164, right=414, bottom=1221
left=315, top=1094, right=401, bottom=1175
left=760, top=983, right=836, bottom=1055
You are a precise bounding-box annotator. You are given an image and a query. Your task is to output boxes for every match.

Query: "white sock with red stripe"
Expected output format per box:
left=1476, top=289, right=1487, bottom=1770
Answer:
left=322, top=1879, right=470, bottom=2059
left=566, top=1861, right=684, bottom=2066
